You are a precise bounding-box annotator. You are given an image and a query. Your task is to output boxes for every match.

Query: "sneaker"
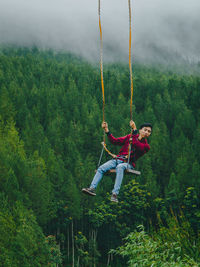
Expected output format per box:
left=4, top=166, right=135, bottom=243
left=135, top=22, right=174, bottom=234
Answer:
left=82, top=187, right=96, bottom=196
left=111, top=193, right=118, bottom=203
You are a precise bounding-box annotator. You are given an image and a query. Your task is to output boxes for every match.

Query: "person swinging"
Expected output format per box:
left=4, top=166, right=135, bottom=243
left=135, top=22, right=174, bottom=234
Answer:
left=82, top=120, right=152, bottom=203
left=82, top=0, right=152, bottom=202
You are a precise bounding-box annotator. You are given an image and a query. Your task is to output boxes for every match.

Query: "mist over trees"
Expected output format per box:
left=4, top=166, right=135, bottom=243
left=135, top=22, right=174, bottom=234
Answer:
left=0, top=47, right=200, bottom=266
left=1, top=0, right=200, bottom=63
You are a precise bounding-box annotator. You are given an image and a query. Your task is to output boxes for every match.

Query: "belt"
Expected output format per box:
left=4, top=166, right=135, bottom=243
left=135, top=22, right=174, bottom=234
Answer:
left=116, top=155, right=128, bottom=161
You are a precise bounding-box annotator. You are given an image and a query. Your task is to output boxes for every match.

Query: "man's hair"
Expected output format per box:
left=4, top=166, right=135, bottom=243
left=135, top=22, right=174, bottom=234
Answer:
left=139, top=123, right=153, bottom=130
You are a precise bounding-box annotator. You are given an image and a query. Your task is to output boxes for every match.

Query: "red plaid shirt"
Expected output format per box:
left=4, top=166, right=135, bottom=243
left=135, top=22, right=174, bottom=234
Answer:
left=107, top=131, right=150, bottom=168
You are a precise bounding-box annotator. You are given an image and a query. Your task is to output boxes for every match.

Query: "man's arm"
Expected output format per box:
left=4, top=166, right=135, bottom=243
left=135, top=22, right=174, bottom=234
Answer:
left=130, top=120, right=137, bottom=131
left=102, top=121, right=109, bottom=133
left=102, top=121, right=128, bottom=145
left=129, top=120, right=138, bottom=145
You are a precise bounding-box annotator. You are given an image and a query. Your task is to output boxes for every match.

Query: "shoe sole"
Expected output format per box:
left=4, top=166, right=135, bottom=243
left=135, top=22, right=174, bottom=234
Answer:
left=82, top=188, right=96, bottom=196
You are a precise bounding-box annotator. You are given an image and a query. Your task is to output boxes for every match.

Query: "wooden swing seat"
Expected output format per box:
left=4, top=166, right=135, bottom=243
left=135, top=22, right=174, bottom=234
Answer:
left=95, top=169, right=141, bottom=176
left=106, top=169, right=141, bottom=176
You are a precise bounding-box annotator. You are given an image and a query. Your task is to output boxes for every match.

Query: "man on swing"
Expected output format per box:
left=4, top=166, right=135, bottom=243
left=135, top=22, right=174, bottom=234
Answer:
left=82, top=120, right=152, bottom=203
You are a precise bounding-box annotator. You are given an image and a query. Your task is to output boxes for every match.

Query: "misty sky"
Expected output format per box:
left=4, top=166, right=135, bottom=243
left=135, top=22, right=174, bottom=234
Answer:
left=0, top=0, right=200, bottom=63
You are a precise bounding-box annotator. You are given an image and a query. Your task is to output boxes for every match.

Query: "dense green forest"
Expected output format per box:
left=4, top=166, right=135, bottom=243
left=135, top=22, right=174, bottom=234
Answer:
left=0, top=47, right=200, bottom=266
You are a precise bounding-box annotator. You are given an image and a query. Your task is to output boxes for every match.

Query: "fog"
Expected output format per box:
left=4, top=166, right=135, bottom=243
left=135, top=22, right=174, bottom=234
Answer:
left=0, top=0, right=200, bottom=63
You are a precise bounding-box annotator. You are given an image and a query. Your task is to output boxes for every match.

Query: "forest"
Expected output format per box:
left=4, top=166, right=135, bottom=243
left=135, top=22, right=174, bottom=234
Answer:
left=0, top=46, right=200, bottom=266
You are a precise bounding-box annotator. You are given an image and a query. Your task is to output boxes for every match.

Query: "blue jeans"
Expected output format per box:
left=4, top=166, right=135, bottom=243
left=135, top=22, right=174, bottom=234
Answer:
left=90, top=159, right=133, bottom=195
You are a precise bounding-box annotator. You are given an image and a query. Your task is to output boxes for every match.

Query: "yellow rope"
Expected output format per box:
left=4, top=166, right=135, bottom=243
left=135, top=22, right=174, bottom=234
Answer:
left=101, top=142, right=117, bottom=158
left=98, top=0, right=134, bottom=159
left=98, top=0, right=105, bottom=124
left=127, top=0, right=134, bottom=163
left=128, top=0, right=134, bottom=121
left=98, top=0, right=109, bottom=153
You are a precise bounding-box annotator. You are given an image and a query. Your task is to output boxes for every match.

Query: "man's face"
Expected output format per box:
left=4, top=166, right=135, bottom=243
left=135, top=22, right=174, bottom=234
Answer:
left=139, top=126, right=152, bottom=138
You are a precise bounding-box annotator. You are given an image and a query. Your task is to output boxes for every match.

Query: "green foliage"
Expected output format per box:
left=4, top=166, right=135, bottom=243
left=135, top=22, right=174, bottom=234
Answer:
left=0, top=196, right=52, bottom=266
left=182, top=187, right=200, bottom=231
left=0, top=46, right=200, bottom=266
left=111, top=225, right=199, bottom=267
left=46, top=235, right=62, bottom=266
left=75, top=232, right=91, bottom=266
left=156, top=209, right=200, bottom=263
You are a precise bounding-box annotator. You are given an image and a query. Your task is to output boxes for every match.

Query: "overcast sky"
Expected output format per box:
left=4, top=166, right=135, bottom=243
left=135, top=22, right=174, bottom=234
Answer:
left=0, top=0, right=200, bottom=63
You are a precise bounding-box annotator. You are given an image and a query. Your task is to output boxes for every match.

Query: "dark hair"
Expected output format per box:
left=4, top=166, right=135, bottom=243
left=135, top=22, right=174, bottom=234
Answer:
left=139, top=123, right=153, bottom=130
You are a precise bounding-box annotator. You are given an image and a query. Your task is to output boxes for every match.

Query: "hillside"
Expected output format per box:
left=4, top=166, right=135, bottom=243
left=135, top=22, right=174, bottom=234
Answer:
left=0, top=47, right=200, bottom=266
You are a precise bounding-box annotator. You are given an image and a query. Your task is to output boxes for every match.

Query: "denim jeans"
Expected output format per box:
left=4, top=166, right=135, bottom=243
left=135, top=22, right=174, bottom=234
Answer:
left=90, top=159, right=133, bottom=195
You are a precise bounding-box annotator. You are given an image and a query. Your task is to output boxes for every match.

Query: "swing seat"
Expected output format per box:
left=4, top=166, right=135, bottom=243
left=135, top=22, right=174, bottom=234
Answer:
left=106, top=168, right=141, bottom=176
left=95, top=169, right=141, bottom=176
